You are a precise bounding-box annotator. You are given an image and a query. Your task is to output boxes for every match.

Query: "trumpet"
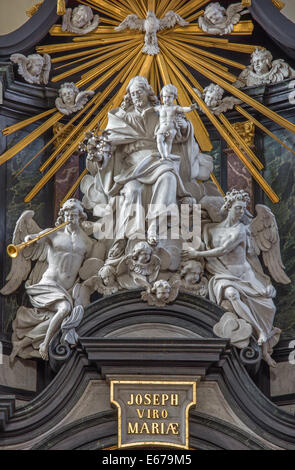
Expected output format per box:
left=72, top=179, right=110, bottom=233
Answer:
left=7, top=221, right=69, bottom=258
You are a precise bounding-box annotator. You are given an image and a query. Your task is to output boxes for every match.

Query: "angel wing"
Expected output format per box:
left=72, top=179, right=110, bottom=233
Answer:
left=75, top=90, right=95, bottom=108
left=41, top=54, right=51, bottom=85
left=168, top=274, right=181, bottom=303
left=250, top=204, right=291, bottom=284
left=10, top=53, right=31, bottom=82
left=159, top=11, right=188, bottom=30
left=1, top=211, right=48, bottom=295
left=212, top=96, right=242, bottom=115
left=61, top=8, right=72, bottom=32
left=226, top=2, right=247, bottom=25
left=115, top=15, right=145, bottom=31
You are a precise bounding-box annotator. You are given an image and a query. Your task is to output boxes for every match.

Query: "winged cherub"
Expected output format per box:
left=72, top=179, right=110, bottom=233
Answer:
left=62, top=5, right=99, bottom=35
left=141, top=276, right=180, bottom=307
left=115, top=10, right=188, bottom=55
left=10, top=53, right=51, bottom=85
left=1, top=199, right=104, bottom=361
left=198, top=2, right=248, bottom=35
left=193, top=84, right=241, bottom=115
left=55, top=82, right=95, bottom=115
left=183, top=189, right=291, bottom=368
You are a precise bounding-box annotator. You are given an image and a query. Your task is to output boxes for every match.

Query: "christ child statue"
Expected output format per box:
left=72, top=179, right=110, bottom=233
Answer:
left=154, top=84, right=197, bottom=160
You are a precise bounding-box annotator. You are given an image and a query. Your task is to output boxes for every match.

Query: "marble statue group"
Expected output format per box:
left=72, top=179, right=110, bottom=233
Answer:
left=2, top=75, right=291, bottom=368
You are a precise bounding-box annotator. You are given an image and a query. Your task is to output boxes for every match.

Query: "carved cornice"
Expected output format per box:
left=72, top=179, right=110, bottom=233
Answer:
left=0, top=292, right=295, bottom=449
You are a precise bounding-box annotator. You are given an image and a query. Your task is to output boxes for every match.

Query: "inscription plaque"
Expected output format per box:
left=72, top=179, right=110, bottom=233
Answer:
left=110, top=380, right=197, bottom=449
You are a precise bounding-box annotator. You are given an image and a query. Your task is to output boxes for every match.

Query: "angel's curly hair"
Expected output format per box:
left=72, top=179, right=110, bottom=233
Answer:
left=161, top=84, right=178, bottom=99
left=56, top=198, right=87, bottom=226
left=152, top=280, right=171, bottom=293
left=204, top=2, right=226, bottom=17
left=120, top=76, right=159, bottom=110
left=72, top=5, right=94, bottom=23
left=203, top=83, right=224, bottom=101
left=251, top=48, right=273, bottom=67
left=59, top=82, right=79, bottom=98
left=221, top=189, right=250, bottom=213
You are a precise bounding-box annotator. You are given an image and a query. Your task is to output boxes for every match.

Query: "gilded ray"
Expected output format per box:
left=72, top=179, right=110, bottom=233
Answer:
left=156, top=54, right=172, bottom=84
left=167, top=42, right=295, bottom=136
left=52, top=39, right=140, bottom=82
left=166, top=63, right=212, bottom=152
left=60, top=169, right=88, bottom=206
left=163, top=38, right=238, bottom=82
left=163, top=37, right=246, bottom=70
left=77, top=43, right=142, bottom=88
left=236, top=105, right=295, bottom=157
left=218, top=114, right=263, bottom=170
left=39, top=93, right=102, bottom=172
left=25, top=113, right=101, bottom=202
left=2, top=109, right=56, bottom=136
left=209, top=173, right=225, bottom=196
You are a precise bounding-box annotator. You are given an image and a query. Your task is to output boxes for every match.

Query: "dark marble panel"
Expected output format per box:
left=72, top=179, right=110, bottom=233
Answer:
left=263, top=121, right=295, bottom=337
left=1, top=118, right=53, bottom=334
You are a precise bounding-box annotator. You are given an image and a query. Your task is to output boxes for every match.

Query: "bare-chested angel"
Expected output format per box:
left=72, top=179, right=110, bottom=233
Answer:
left=153, top=84, right=197, bottom=160
left=1, top=199, right=105, bottom=361
left=182, top=189, right=291, bottom=368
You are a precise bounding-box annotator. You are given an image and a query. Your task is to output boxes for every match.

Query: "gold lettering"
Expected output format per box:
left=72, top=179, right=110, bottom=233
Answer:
left=171, top=394, right=179, bottom=406
left=161, top=409, right=168, bottom=419
left=152, top=422, right=159, bottom=434
left=153, top=394, right=160, bottom=405
left=152, top=409, right=159, bottom=419
left=144, top=394, right=151, bottom=405
left=128, top=422, right=138, bottom=434
left=136, top=409, right=145, bottom=419
left=135, top=394, right=142, bottom=405
left=166, top=423, right=179, bottom=435
left=140, top=422, right=150, bottom=434
left=162, top=393, right=169, bottom=405
left=127, top=394, right=134, bottom=405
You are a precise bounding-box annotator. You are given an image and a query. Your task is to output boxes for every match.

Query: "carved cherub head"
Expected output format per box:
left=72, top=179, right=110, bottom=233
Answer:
left=251, top=48, right=273, bottom=75
left=203, top=3, right=226, bottom=25
left=10, top=53, right=51, bottom=85
left=56, top=198, right=87, bottom=227
left=180, top=260, right=204, bottom=285
left=98, top=265, right=116, bottom=287
left=62, top=6, right=99, bottom=34
left=132, top=242, right=153, bottom=264
left=203, top=83, right=224, bottom=108
left=72, top=5, right=93, bottom=28
left=59, top=82, right=78, bottom=106
left=152, top=280, right=171, bottom=302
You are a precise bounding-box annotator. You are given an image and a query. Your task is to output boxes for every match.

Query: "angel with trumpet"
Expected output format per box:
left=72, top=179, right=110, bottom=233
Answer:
left=1, top=199, right=104, bottom=361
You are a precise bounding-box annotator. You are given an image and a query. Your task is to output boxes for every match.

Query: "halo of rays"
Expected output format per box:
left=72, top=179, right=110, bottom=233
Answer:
left=1, top=0, right=295, bottom=204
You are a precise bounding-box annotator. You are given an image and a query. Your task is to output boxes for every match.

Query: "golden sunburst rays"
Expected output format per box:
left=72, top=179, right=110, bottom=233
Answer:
left=0, top=0, right=293, bottom=205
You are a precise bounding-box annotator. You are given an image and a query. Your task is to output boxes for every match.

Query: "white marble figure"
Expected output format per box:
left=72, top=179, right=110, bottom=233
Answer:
left=124, top=241, right=161, bottom=285
left=10, top=53, right=51, bottom=85
left=81, top=76, right=216, bottom=253
left=182, top=189, right=291, bottom=367
left=141, top=276, right=180, bottom=307
left=193, top=84, right=241, bottom=115
left=62, top=5, right=99, bottom=34
left=154, top=84, right=197, bottom=160
left=179, top=260, right=208, bottom=297
left=235, top=48, right=295, bottom=88
left=213, top=311, right=253, bottom=349
left=198, top=2, right=248, bottom=35
left=1, top=199, right=104, bottom=361
left=115, top=10, right=188, bottom=55
left=89, top=265, right=120, bottom=296
left=55, top=82, right=94, bottom=115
